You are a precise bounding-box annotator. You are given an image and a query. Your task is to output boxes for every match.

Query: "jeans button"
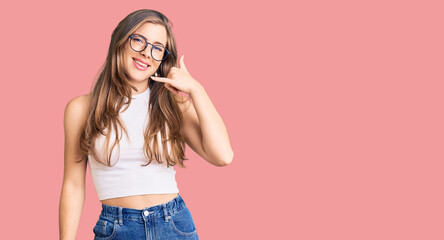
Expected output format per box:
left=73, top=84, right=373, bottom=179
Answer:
left=144, top=210, right=149, bottom=216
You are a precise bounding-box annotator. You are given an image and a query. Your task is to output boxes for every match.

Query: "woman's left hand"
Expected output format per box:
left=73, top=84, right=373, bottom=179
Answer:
left=151, top=55, right=202, bottom=95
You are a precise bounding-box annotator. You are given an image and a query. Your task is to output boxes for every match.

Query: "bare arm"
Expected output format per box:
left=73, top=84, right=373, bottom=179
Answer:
left=189, top=87, right=234, bottom=166
left=59, top=95, right=89, bottom=240
left=152, top=55, right=234, bottom=167
left=175, top=87, right=234, bottom=167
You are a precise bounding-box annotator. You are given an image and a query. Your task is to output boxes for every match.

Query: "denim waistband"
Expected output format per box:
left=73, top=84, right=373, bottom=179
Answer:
left=100, top=193, right=186, bottom=224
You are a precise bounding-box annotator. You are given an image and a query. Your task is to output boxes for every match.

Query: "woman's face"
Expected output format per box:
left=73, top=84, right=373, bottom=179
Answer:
left=122, top=22, right=168, bottom=85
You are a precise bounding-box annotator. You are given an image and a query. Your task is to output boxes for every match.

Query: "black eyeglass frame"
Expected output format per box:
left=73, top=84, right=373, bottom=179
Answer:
left=128, top=34, right=170, bottom=61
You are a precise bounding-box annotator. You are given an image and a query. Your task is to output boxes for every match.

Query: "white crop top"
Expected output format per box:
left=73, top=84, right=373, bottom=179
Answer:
left=87, top=87, right=179, bottom=200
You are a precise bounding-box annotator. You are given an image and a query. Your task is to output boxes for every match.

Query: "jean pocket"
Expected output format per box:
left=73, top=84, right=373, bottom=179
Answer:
left=169, top=207, right=197, bottom=237
left=93, top=217, right=118, bottom=240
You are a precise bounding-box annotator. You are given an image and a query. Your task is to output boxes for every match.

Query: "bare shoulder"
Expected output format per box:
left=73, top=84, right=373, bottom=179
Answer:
left=63, top=94, right=91, bottom=166
left=66, top=94, right=89, bottom=110
left=64, top=94, right=90, bottom=129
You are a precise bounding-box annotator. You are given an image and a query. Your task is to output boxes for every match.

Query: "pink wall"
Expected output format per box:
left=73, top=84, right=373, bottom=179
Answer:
left=1, top=0, right=443, bottom=239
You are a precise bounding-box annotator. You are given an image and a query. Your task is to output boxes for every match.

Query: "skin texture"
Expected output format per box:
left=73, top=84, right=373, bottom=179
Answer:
left=59, top=22, right=233, bottom=239
left=123, top=23, right=166, bottom=95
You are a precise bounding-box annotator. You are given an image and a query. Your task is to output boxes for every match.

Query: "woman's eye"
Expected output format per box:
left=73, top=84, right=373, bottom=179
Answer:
left=154, top=46, right=164, bottom=52
left=132, top=37, right=144, bottom=43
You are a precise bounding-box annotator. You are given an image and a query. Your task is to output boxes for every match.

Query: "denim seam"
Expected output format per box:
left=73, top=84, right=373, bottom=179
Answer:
left=101, top=204, right=186, bottom=220
left=93, top=219, right=119, bottom=240
left=169, top=217, right=197, bottom=236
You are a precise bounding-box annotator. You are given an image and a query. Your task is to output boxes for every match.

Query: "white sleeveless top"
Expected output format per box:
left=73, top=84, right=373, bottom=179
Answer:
left=87, top=87, right=179, bottom=200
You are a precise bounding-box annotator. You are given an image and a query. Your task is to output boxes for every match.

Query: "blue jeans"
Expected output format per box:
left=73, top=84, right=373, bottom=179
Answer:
left=93, top=194, right=199, bottom=240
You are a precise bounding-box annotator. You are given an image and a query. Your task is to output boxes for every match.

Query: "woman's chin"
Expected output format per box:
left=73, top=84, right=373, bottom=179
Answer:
left=128, top=74, right=150, bottom=83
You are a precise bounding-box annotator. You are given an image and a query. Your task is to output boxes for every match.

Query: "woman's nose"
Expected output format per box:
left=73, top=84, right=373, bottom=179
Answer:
left=140, top=45, right=152, bottom=59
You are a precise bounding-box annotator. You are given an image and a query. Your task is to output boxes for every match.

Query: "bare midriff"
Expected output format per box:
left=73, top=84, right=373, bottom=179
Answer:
left=100, top=193, right=179, bottom=210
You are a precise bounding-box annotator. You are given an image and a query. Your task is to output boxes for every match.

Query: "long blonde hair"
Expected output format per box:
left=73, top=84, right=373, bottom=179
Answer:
left=79, top=9, right=189, bottom=168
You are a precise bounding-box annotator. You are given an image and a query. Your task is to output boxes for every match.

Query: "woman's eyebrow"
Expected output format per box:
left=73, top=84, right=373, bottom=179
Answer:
left=133, top=33, right=165, bottom=46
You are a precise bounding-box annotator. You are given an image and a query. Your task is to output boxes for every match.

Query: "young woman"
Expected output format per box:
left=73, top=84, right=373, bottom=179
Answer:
left=59, top=9, right=234, bottom=240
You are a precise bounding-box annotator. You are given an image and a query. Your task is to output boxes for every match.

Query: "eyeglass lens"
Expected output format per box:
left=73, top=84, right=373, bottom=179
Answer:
left=130, top=36, right=166, bottom=61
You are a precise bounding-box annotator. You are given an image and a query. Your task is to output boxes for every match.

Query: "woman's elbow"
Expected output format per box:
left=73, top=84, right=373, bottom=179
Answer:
left=214, top=151, right=234, bottom=167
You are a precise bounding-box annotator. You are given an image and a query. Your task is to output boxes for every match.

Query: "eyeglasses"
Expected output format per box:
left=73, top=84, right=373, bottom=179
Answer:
left=128, top=34, right=170, bottom=61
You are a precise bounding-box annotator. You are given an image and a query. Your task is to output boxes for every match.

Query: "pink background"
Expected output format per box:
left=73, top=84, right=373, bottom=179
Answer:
left=1, top=0, right=443, bottom=239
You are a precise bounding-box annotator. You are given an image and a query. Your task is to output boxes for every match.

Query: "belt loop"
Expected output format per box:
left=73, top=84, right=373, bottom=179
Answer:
left=162, top=203, right=171, bottom=222
left=118, top=207, right=123, bottom=225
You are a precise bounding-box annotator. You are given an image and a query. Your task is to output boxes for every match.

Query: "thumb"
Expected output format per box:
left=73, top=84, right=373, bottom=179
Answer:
left=178, top=55, right=188, bottom=71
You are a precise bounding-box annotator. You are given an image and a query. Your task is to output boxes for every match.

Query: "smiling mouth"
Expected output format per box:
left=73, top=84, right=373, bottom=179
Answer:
left=133, top=58, right=150, bottom=70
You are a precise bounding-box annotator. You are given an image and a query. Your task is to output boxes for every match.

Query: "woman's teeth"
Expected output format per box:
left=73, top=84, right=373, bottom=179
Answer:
left=135, top=59, right=148, bottom=67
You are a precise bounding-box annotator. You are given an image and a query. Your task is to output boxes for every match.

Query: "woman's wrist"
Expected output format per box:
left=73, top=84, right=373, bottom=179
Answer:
left=189, top=83, right=205, bottom=99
